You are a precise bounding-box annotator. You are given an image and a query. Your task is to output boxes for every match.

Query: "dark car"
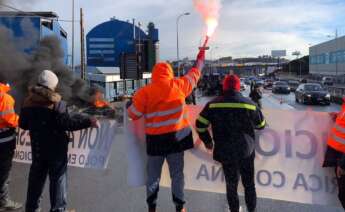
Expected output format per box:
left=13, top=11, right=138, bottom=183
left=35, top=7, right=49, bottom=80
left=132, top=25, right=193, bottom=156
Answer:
left=264, top=79, right=273, bottom=89
left=253, top=79, right=264, bottom=87
left=295, top=83, right=331, bottom=105
left=272, top=81, right=290, bottom=94
left=288, top=80, right=300, bottom=92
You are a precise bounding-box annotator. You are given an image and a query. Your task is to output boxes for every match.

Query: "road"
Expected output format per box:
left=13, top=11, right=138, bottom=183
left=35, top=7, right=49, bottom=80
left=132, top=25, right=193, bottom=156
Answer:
left=8, top=89, right=343, bottom=212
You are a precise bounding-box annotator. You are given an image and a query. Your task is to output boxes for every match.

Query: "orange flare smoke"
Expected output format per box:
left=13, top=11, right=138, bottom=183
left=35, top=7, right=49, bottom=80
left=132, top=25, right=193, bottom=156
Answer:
left=193, top=0, right=221, bottom=37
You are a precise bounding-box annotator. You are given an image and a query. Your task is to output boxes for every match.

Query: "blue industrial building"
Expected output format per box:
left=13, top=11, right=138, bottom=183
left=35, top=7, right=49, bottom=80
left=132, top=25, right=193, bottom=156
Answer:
left=85, top=18, right=159, bottom=101
left=0, top=11, right=68, bottom=64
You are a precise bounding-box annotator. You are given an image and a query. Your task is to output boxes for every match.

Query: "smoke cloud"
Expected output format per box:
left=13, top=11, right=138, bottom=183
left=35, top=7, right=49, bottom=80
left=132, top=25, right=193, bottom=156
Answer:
left=193, top=0, right=222, bottom=37
left=0, top=21, right=91, bottom=110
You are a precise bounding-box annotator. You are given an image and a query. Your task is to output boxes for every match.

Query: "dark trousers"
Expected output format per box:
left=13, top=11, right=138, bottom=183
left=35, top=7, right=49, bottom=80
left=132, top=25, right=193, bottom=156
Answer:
left=25, top=160, right=67, bottom=212
left=336, top=168, right=345, bottom=209
left=0, top=147, right=14, bottom=206
left=222, top=154, right=256, bottom=212
left=146, top=152, right=185, bottom=210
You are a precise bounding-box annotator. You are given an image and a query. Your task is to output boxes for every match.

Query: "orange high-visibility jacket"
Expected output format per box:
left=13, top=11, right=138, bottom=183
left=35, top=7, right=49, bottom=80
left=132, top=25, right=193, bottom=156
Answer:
left=128, top=63, right=201, bottom=135
left=0, top=83, right=18, bottom=129
left=328, top=104, right=345, bottom=153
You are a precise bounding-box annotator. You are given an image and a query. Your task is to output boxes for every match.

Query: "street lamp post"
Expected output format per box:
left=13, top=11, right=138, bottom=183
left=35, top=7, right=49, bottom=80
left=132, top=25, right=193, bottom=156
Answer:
left=176, top=12, right=190, bottom=77
left=210, top=46, right=219, bottom=74
left=72, top=0, right=75, bottom=72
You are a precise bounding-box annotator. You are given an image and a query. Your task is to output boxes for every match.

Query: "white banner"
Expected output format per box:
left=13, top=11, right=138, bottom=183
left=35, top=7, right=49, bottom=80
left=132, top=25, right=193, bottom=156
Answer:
left=14, top=119, right=117, bottom=169
left=126, top=106, right=340, bottom=206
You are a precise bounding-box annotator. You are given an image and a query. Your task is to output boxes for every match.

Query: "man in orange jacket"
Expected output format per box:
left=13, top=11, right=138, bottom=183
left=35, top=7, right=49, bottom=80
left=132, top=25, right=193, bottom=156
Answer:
left=127, top=49, right=206, bottom=212
left=324, top=98, right=345, bottom=209
left=0, top=83, right=22, bottom=211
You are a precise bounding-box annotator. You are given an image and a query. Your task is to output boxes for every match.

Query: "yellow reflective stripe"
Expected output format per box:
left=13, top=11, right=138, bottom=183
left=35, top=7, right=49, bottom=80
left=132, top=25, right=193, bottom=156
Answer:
left=257, top=120, right=266, bottom=128
left=209, top=103, right=256, bottom=111
left=129, top=105, right=143, bottom=117
left=0, top=134, right=16, bottom=144
left=196, top=128, right=208, bottom=133
left=0, top=109, right=15, bottom=116
left=185, top=75, right=196, bottom=88
left=146, top=114, right=188, bottom=128
left=332, top=133, right=345, bottom=145
left=145, top=105, right=184, bottom=119
left=197, top=116, right=209, bottom=125
left=335, top=124, right=345, bottom=134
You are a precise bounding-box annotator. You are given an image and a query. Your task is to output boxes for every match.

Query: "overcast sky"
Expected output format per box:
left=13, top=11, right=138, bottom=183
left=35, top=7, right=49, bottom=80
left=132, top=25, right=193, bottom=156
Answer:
left=4, top=0, right=345, bottom=64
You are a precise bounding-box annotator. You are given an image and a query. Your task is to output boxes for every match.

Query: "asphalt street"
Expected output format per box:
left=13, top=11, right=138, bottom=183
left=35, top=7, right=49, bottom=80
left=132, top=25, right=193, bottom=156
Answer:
left=7, top=88, right=344, bottom=212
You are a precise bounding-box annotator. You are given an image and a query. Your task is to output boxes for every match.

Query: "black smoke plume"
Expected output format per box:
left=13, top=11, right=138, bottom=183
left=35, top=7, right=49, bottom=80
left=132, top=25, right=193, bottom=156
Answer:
left=0, top=25, right=91, bottom=110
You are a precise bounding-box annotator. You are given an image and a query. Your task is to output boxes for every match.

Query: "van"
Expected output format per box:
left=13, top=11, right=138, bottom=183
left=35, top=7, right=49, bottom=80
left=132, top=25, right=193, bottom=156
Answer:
left=322, top=77, right=334, bottom=86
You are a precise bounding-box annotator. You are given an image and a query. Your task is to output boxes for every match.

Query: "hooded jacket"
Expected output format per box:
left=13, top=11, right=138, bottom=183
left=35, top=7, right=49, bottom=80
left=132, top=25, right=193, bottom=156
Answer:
left=0, top=83, right=19, bottom=150
left=19, top=86, right=92, bottom=161
left=128, top=63, right=201, bottom=156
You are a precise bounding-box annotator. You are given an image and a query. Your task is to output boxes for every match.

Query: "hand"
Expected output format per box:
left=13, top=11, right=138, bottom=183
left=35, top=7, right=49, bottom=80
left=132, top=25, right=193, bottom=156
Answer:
left=329, top=112, right=338, bottom=122
left=337, top=166, right=345, bottom=178
left=126, top=100, right=132, bottom=109
left=194, top=48, right=206, bottom=70
left=90, top=117, right=100, bottom=128
left=204, top=142, right=214, bottom=151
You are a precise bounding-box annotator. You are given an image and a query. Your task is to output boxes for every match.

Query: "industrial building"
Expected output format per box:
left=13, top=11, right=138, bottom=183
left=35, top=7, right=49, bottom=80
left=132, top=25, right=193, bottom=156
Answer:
left=0, top=11, right=68, bottom=64
left=85, top=18, right=159, bottom=101
left=309, top=35, right=345, bottom=79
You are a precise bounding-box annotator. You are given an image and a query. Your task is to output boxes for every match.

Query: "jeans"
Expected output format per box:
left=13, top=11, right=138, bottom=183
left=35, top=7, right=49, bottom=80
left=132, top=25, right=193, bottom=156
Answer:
left=222, top=154, right=256, bottom=212
left=25, top=160, right=67, bottom=212
left=336, top=168, right=345, bottom=209
left=0, top=147, right=14, bottom=206
left=146, top=152, right=185, bottom=210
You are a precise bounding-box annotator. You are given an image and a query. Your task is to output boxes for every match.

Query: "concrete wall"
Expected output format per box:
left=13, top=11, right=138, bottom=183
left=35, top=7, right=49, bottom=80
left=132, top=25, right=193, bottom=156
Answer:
left=309, top=36, right=345, bottom=76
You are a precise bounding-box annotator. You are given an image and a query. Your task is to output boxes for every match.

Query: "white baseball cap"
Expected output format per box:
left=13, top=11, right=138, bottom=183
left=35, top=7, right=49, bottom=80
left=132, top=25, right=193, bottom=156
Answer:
left=38, top=70, right=59, bottom=90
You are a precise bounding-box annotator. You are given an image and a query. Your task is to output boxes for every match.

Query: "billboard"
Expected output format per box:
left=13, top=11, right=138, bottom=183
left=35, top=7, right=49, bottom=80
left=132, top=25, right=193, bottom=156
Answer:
left=272, top=50, right=287, bottom=57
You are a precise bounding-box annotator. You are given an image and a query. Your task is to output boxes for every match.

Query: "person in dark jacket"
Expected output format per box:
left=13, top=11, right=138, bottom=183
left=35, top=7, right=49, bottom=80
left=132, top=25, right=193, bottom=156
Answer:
left=249, top=84, right=262, bottom=109
left=196, top=74, right=266, bottom=212
left=185, top=88, right=197, bottom=105
left=19, top=70, right=98, bottom=212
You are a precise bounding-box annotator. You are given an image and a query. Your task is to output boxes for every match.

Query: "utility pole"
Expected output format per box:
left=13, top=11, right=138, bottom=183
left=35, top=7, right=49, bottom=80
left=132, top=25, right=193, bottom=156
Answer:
left=80, top=8, right=86, bottom=80
left=176, top=12, right=190, bottom=77
left=71, top=0, right=75, bottom=72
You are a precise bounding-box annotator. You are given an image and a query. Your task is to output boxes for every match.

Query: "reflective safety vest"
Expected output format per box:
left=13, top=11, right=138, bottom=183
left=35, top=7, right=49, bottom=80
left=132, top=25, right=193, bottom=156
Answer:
left=128, top=63, right=201, bottom=135
left=0, top=83, right=18, bottom=144
left=328, top=104, right=345, bottom=153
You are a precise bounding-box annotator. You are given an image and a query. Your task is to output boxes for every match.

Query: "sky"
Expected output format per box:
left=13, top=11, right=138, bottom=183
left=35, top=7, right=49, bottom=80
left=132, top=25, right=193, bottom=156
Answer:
left=3, top=0, right=345, bottom=64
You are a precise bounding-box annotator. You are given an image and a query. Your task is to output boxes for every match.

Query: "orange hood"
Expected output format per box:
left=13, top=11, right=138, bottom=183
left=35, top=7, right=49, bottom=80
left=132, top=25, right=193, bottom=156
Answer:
left=0, top=83, right=10, bottom=93
left=152, top=63, right=174, bottom=83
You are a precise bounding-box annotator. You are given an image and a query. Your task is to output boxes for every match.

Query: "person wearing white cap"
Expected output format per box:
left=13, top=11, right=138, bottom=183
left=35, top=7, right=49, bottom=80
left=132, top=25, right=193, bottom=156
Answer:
left=19, top=70, right=99, bottom=212
left=37, top=70, right=59, bottom=91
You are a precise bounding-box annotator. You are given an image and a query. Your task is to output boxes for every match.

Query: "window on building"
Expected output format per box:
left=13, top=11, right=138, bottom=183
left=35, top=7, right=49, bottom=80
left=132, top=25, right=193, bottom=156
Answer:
left=325, top=53, right=330, bottom=64
left=116, top=81, right=124, bottom=95
left=330, top=52, right=337, bottom=64
left=60, top=30, right=67, bottom=39
left=41, top=19, right=53, bottom=30
left=126, top=80, right=133, bottom=91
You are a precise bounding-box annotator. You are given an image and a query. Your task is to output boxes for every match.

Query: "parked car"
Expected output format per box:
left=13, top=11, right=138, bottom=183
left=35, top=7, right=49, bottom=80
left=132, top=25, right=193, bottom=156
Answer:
left=244, top=78, right=251, bottom=85
left=295, top=83, right=331, bottom=105
left=264, top=79, right=273, bottom=89
left=253, top=79, right=264, bottom=87
left=322, top=77, right=334, bottom=86
left=272, top=81, right=290, bottom=94
left=288, top=80, right=300, bottom=92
